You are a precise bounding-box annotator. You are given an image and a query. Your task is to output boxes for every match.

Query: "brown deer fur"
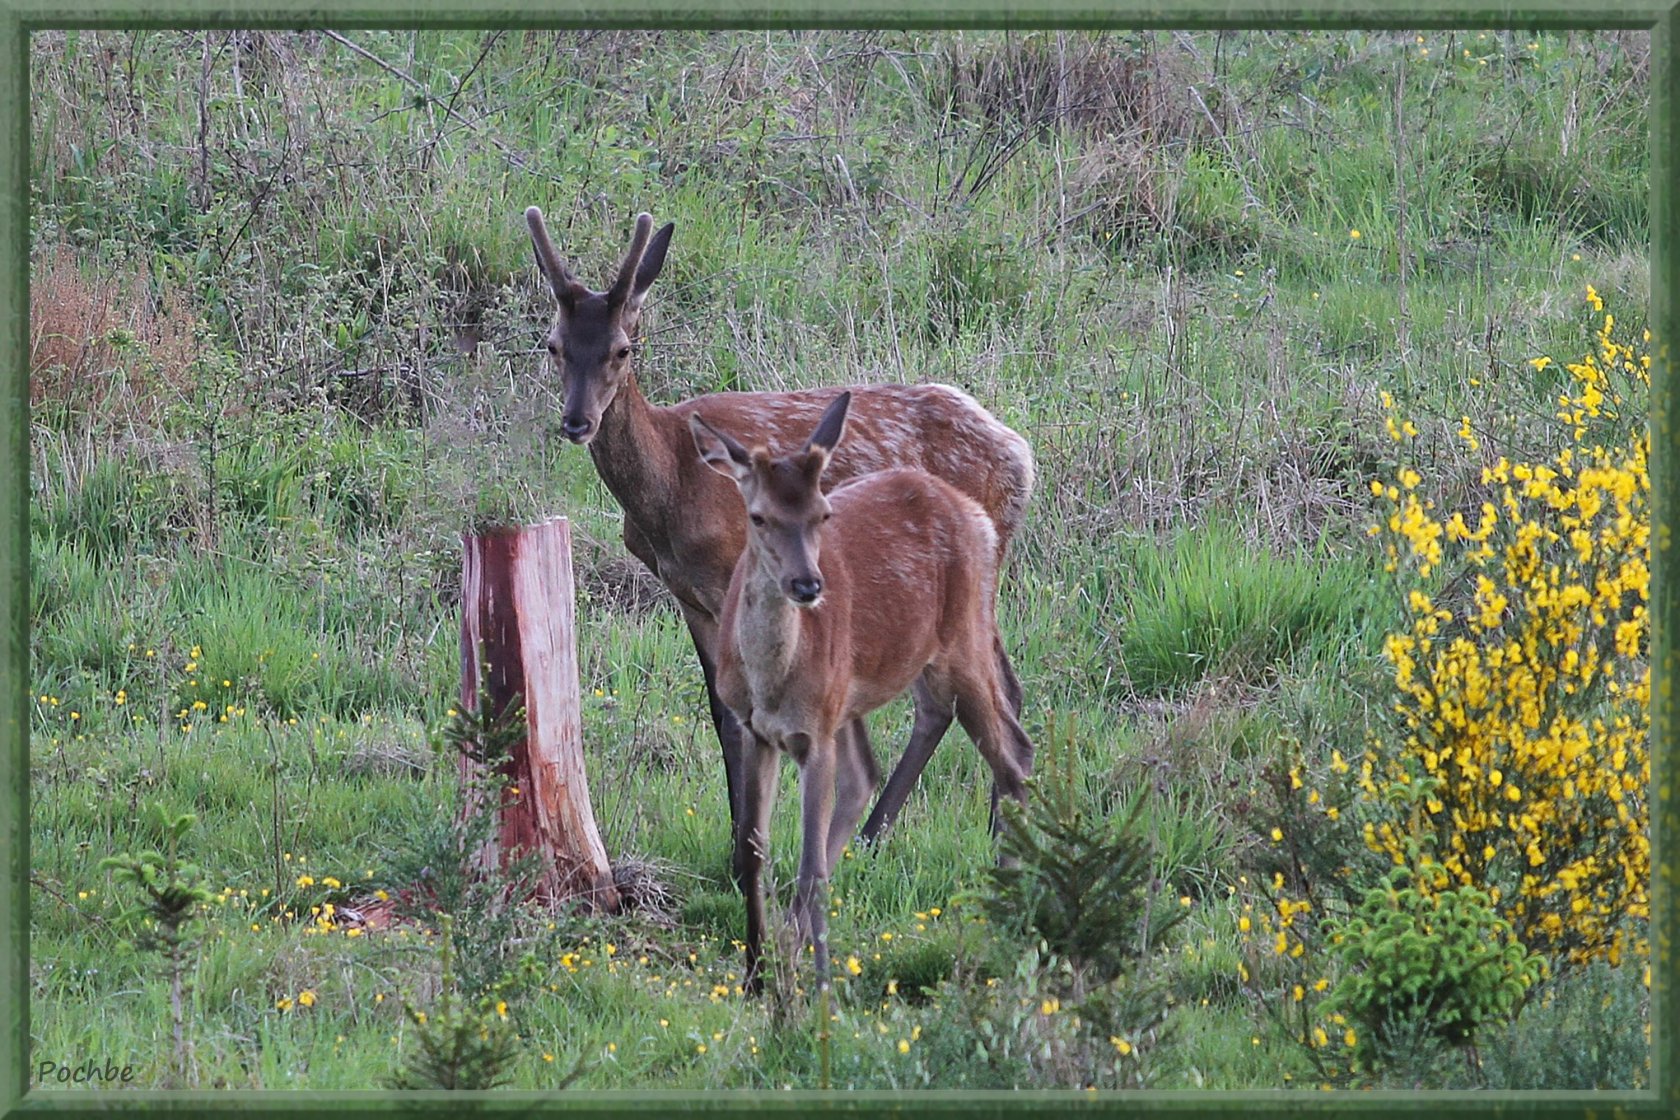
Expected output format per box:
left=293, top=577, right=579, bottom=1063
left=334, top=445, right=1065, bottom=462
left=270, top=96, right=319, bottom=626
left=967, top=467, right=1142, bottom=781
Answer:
left=692, top=392, right=1032, bottom=990
left=526, top=207, right=1034, bottom=853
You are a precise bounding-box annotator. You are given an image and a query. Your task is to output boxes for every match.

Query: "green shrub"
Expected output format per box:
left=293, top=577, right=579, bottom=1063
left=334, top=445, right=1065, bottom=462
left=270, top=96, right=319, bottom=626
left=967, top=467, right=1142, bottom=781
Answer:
left=1475, top=959, right=1650, bottom=1089
left=982, top=781, right=1185, bottom=988
left=1323, top=866, right=1542, bottom=1069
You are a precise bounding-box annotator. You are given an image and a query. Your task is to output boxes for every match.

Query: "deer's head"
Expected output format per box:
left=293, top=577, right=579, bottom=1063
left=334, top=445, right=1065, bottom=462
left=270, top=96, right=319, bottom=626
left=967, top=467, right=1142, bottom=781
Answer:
left=526, top=207, right=674, bottom=445
left=690, top=392, right=851, bottom=607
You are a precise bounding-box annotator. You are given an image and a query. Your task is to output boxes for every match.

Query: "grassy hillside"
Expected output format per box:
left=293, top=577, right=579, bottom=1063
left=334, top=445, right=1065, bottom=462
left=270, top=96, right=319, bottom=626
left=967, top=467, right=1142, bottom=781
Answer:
left=28, top=28, right=1650, bottom=1091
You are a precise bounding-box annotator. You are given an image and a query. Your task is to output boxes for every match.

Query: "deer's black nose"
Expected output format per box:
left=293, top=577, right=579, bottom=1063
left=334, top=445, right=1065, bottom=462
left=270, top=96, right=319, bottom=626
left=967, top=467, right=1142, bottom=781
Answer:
left=789, top=577, right=823, bottom=604
left=561, top=416, right=593, bottom=442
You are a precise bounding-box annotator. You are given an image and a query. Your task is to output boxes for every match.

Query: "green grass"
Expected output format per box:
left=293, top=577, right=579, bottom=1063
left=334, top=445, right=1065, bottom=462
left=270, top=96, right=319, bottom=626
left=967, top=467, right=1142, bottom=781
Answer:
left=1119, top=521, right=1375, bottom=698
left=26, top=28, right=1650, bottom=1091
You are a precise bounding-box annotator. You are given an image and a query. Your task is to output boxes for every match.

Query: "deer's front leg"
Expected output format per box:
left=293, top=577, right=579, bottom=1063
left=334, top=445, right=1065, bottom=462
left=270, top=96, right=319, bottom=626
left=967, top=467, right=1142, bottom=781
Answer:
left=737, top=732, right=780, bottom=995
left=679, top=604, right=748, bottom=833
left=790, top=732, right=836, bottom=989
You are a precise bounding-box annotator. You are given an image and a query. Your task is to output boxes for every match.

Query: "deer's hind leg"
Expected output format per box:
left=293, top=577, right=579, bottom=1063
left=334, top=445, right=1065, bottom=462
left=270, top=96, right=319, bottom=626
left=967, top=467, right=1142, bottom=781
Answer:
left=859, top=681, right=956, bottom=844
left=825, top=721, right=879, bottom=873
left=948, top=660, right=1031, bottom=822
left=995, top=629, right=1024, bottom=717
left=985, top=640, right=1034, bottom=834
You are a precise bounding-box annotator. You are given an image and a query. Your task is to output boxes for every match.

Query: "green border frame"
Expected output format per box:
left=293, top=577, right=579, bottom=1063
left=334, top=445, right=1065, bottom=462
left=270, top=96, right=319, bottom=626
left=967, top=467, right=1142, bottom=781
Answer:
left=0, top=4, right=1672, bottom=1118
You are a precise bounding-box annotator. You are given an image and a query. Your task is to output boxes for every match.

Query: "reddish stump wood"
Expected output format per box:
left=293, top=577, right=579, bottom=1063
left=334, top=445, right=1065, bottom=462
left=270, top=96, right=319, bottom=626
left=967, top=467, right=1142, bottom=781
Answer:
left=459, top=517, right=619, bottom=913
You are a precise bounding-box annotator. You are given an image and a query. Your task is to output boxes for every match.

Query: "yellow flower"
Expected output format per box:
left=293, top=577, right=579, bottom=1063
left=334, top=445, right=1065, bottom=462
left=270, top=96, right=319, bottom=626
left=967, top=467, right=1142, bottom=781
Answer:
left=846, top=956, right=863, bottom=976
left=298, top=990, right=316, bottom=1008
left=1349, top=229, right=1362, bottom=240
left=897, top=1039, right=910, bottom=1054
left=276, top=997, right=294, bottom=1012
left=1111, top=1036, right=1133, bottom=1056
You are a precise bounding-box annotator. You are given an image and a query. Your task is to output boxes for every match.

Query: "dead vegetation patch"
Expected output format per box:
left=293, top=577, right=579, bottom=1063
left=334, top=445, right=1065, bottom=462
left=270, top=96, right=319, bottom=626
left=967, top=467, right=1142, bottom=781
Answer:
left=31, top=243, right=202, bottom=429
left=937, top=32, right=1206, bottom=144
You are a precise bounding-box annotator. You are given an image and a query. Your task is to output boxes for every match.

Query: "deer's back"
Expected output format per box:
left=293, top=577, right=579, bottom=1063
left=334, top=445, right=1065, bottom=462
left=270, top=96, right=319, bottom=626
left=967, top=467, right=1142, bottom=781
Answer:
left=670, top=382, right=1032, bottom=543
left=823, top=469, right=1001, bottom=715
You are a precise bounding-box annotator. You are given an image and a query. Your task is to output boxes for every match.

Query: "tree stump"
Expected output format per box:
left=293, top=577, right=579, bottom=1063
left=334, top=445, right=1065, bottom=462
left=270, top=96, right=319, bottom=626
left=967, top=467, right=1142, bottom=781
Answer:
left=459, top=517, right=619, bottom=913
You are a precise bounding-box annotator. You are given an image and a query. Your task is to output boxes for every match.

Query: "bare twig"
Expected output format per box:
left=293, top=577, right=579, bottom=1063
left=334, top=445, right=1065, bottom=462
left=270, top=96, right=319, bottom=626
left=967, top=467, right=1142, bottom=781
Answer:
left=1393, top=51, right=1412, bottom=361
left=196, top=34, right=213, bottom=212
left=1186, top=82, right=1261, bottom=214
left=322, top=30, right=552, bottom=183
left=420, top=30, right=503, bottom=171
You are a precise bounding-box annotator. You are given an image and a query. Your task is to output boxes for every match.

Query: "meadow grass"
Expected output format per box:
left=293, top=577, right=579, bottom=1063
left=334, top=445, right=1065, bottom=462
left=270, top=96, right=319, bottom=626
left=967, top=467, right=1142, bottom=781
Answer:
left=26, top=28, right=1650, bottom=1090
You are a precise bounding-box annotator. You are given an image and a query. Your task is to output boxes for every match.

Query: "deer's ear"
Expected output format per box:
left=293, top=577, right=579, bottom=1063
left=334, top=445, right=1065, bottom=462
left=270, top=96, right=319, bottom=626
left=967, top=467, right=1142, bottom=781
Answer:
left=627, top=222, right=675, bottom=311
left=690, top=414, right=753, bottom=482
left=803, top=390, right=851, bottom=468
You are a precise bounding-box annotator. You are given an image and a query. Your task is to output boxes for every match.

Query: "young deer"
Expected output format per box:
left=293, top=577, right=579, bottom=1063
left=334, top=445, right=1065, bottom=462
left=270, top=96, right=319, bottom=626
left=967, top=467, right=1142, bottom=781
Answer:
left=691, top=392, right=1032, bottom=991
left=525, top=207, right=1033, bottom=852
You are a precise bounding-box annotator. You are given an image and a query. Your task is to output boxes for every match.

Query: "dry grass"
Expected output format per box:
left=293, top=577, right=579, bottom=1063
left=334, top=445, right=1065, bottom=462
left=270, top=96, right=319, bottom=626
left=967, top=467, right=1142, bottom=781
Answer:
left=939, top=32, right=1205, bottom=143
left=30, top=242, right=201, bottom=428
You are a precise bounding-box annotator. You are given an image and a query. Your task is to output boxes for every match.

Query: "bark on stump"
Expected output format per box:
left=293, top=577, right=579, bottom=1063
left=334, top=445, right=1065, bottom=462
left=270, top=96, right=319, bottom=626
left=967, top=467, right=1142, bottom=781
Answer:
left=459, top=517, right=619, bottom=913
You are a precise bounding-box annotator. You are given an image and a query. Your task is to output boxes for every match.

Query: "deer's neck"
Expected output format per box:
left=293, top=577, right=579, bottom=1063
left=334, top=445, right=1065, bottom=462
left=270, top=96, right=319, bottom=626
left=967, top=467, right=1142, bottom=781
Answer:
left=734, top=562, right=806, bottom=706
left=587, top=371, right=677, bottom=529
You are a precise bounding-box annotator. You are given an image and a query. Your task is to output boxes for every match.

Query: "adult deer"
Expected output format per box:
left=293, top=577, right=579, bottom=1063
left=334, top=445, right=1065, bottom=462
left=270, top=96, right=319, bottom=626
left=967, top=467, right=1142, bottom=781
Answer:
left=525, top=206, right=1033, bottom=849
left=691, top=392, right=1032, bottom=991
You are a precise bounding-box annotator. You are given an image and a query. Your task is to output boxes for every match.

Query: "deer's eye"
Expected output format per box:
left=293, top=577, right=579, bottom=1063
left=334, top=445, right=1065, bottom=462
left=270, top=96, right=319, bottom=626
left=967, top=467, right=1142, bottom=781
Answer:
left=749, top=514, right=765, bottom=527
left=616, top=346, right=632, bottom=361
left=547, top=341, right=560, bottom=356
left=822, top=511, right=832, bottom=522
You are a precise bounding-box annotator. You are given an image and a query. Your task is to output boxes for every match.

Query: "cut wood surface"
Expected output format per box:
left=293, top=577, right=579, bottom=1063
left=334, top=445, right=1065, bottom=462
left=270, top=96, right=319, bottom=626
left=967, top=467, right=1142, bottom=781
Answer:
left=459, top=517, right=619, bottom=912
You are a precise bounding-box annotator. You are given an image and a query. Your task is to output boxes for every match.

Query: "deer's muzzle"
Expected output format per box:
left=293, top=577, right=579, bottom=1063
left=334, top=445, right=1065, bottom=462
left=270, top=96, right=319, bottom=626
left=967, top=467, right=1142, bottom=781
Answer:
left=787, top=576, right=824, bottom=606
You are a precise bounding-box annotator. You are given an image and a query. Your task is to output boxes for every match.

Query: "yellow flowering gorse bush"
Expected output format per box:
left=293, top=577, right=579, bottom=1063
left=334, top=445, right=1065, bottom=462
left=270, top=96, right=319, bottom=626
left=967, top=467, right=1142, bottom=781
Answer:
left=1233, top=291, right=1650, bottom=1080
left=1367, top=288, right=1650, bottom=968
